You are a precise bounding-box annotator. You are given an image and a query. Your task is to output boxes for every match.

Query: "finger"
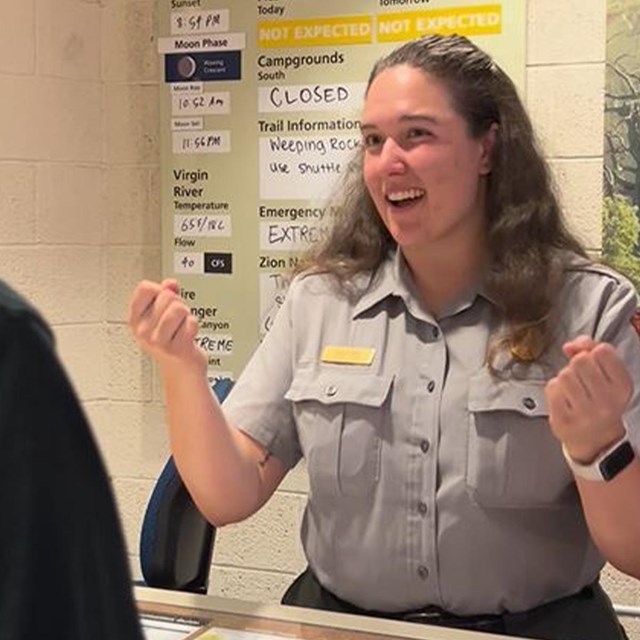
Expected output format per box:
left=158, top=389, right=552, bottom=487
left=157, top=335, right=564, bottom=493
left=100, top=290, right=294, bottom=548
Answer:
left=134, top=288, right=181, bottom=341
left=566, top=351, right=604, bottom=401
left=161, top=278, right=180, bottom=294
left=591, top=344, right=634, bottom=400
left=156, top=308, right=200, bottom=355
left=555, top=366, right=590, bottom=410
left=545, top=377, right=573, bottom=427
left=128, top=280, right=162, bottom=325
left=181, top=314, right=200, bottom=342
left=562, top=335, right=596, bottom=359
left=151, top=300, right=192, bottom=346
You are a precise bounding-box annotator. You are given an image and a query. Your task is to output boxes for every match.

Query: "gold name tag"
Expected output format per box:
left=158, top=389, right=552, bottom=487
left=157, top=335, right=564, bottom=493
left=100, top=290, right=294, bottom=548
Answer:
left=321, top=346, right=375, bottom=366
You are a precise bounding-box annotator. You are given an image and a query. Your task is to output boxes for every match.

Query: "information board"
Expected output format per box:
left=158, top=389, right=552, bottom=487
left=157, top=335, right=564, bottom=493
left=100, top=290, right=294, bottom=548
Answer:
left=157, top=0, right=526, bottom=384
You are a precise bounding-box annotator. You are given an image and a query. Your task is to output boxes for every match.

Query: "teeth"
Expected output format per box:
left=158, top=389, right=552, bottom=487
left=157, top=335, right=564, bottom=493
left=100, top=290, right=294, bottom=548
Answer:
left=387, top=188, right=425, bottom=202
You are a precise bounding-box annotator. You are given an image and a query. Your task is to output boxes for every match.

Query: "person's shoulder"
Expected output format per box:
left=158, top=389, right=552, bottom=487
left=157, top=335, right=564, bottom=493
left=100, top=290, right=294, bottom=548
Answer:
left=563, top=254, right=636, bottom=292
left=0, top=280, right=53, bottom=344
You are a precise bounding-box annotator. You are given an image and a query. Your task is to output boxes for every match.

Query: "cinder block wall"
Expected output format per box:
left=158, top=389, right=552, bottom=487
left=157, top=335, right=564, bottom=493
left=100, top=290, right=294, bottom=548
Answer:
left=0, top=0, right=638, bottom=635
left=0, top=0, right=105, bottom=404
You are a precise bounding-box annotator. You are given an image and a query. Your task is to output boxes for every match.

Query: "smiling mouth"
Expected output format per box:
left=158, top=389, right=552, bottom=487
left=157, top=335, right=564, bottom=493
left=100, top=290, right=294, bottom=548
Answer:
left=385, top=188, right=425, bottom=208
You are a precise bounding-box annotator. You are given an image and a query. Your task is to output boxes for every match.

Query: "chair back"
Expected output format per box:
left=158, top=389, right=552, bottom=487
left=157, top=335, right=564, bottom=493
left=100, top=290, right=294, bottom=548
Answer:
left=139, top=377, right=234, bottom=593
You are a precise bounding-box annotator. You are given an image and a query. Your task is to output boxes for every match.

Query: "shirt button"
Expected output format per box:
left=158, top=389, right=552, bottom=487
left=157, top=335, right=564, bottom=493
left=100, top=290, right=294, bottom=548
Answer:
left=522, top=397, right=536, bottom=410
left=325, top=385, right=338, bottom=397
left=427, top=380, right=436, bottom=393
left=432, top=326, right=439, bottom=339
left=417, top=565, right=429, bottom=580
left=417, top=501, right=428, bottom=516
left=420, top=439, right=430, bottom=453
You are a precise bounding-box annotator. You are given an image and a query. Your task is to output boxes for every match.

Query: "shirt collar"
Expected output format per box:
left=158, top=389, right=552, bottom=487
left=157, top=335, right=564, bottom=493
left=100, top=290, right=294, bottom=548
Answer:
left=351, top=253, right=400, bottom=319
left=352, top=249, right=495, bottom=321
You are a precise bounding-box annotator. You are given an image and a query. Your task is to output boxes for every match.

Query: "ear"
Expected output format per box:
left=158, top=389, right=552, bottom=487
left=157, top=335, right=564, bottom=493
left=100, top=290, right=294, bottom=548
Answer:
left=478, top=122, right=498, bottom=175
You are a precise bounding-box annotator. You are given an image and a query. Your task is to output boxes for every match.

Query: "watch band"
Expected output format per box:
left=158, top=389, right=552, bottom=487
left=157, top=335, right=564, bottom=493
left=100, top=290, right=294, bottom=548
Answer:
left=562, top=435, right=635, bottom=482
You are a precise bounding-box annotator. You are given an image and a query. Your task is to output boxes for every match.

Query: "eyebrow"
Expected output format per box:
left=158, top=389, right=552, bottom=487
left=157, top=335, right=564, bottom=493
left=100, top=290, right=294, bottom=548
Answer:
left=360, top=114, right=442, bottom=131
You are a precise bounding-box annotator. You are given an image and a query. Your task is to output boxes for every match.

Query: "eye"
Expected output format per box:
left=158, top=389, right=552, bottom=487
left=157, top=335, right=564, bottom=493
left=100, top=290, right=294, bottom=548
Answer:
left=405, top=127, right=433, bottom=142
left=361, top=132, right=384, bottom=149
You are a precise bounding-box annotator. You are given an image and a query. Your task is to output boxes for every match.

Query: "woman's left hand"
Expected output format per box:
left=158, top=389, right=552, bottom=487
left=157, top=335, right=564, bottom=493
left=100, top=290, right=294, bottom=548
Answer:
left=545, top=335, right=633, bottom=462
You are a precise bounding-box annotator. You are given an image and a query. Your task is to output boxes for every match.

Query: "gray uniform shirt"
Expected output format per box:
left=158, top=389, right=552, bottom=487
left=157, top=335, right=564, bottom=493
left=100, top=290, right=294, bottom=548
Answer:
left=223, top=250, right=640, bottom=615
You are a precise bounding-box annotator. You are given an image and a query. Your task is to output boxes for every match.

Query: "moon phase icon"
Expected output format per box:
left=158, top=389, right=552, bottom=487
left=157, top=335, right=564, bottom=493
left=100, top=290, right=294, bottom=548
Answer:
left=177, top=55, right=197, bottom=79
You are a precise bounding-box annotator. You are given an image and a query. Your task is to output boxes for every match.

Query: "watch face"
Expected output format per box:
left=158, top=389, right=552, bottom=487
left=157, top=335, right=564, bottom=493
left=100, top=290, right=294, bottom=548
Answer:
left=599, top=441, right=635, bottom=481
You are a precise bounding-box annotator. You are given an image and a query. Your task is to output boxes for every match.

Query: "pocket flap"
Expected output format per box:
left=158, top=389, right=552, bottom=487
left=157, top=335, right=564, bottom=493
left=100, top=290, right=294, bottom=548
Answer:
left=286, top=370, right=394, bottom=407
left=468, top=369, right=548, bottom=417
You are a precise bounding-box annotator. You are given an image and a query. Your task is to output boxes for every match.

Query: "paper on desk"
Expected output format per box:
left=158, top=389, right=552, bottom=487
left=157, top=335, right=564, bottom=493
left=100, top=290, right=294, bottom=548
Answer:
left=198, top=629, right=295, bottom=640
left=142, top=615, right=201, bottom=640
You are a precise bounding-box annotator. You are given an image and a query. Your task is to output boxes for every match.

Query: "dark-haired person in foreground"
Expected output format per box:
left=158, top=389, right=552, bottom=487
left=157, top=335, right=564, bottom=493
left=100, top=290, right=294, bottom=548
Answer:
left=0, top=282, right=143, bottom=640
left=129, top=35, right=640, bottom=639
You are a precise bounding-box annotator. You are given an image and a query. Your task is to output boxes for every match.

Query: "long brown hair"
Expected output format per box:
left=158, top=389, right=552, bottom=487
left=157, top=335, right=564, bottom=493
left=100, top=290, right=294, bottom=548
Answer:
left=296, top=35, right=587, bottom=364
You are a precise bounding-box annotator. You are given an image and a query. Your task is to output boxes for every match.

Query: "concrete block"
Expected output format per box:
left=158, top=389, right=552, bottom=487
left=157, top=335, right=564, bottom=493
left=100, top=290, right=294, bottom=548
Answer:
left=549, top=158, right=603, bottom=250
left=107, top=166, right=161, bottom=246
left=0, top=76, right=102, bottom=163
left=112, top=476, right=154, bottom=553
left=0, top=246, right=105, bottom=323
left=102, top=0, right=159, bottom=83
left=105, top=84, right=160, bottom=165
left=214, top=492, right=306, bottom=573
left=0, top=2, right=35, bottom=75
left=108, top=323, right=155, bottom=402
left=91, top=401, right=170, bottom=479
left=55, top=322, right=108, bottom=401
left=527, top=0, right=605, bottom=64
left=106, top=245, right=161, bottom=322
left=0, top=163, right=36, bottom=243
left=37, top=164, right=105, bottom=244
left=602, top=564, right=640, bottom=607
left=527, top=64, right=605, bottom=158
left=37, top=0, right=101, bottom=80
left=208, top=566, right=296, bottom=604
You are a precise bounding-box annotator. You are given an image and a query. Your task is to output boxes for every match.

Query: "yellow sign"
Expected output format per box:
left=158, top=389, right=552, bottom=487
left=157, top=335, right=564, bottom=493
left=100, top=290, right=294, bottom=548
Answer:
left=259, top=15, right=374, bottom=48
left=378, top=5, right=502, bottom=43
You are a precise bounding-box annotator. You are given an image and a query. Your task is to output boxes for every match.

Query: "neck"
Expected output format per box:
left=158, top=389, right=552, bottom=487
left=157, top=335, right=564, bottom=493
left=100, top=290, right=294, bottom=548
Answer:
left=402, top=233, right=486, bottom=317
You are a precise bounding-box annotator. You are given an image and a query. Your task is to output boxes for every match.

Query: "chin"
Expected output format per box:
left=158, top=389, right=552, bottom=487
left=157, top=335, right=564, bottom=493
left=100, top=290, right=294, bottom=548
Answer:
left=388, top=226, right=426, bottom=249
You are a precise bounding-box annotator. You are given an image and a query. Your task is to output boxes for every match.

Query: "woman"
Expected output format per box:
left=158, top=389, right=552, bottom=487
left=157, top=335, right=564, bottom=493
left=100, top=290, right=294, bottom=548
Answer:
left=129, top=35, right=640, bottom=639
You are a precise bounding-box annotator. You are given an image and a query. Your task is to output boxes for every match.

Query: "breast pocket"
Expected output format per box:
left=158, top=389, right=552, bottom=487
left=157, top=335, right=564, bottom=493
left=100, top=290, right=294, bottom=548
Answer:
left=285, top=370, right=393, bottom=498
left=466, top=370, right=574, bottom=508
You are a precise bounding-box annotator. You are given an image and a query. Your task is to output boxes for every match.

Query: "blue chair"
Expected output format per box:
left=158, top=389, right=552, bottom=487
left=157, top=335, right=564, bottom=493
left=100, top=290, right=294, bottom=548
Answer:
left=139, top=378, right=234, bottom=593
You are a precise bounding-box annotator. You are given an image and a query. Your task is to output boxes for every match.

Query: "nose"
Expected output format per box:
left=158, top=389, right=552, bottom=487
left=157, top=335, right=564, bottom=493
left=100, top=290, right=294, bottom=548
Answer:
left=379, top=137, right=406, bottom=174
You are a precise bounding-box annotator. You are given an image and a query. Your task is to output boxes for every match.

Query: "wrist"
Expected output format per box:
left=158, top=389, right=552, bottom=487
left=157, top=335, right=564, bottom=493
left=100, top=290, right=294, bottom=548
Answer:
left=561, top=427, right=626, bottom=465
left=562, top=433, right=635, bottom=482
left=160, top=353, right=208, bottom=384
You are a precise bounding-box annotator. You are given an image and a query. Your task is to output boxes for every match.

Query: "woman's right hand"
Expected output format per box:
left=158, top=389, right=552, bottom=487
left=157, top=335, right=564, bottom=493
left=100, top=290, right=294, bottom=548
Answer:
left=128, top=278, right=207, bottom=374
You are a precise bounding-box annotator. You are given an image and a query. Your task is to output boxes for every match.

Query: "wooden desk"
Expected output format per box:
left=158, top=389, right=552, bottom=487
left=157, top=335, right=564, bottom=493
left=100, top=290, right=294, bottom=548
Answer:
left=136, top=586, right=524, bottom=640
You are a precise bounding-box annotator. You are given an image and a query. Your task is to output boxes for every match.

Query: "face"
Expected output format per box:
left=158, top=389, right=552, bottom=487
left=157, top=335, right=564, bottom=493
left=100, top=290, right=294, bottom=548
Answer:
left=361, top=65, right=495, bottom=260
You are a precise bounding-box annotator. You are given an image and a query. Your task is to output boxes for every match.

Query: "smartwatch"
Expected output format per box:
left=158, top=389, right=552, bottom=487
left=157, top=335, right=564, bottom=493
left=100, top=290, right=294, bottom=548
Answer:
left=562, top=435, right=635, bottom=482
